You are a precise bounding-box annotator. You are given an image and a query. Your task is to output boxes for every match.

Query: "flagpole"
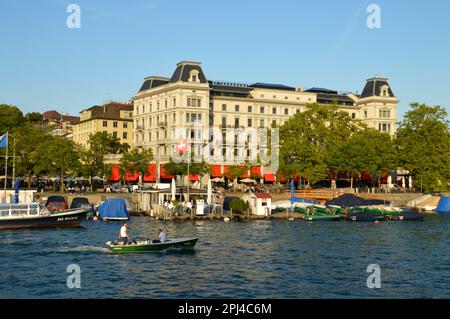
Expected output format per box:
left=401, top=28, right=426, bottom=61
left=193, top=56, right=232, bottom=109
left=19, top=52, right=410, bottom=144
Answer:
left=3, top=132, right=9, bottom=201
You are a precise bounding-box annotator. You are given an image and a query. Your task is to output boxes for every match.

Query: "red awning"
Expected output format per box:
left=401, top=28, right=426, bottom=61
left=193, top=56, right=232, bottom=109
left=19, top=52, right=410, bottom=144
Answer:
left=240, top=166, right=249, bottom=178
left=125, top=171, right=139, bottom=182
left=250, top=166, right=261, bottom=178
left=109, top=165, right=121, bottom=182
left=189, top=174, right=199, bottom=181
left=264, top=173, right=276, bottom=182
left=210, top=165, right=222, bottom=177
left=143, top=164, right=157, bottom=182
left=160, top=164, right=175, bottom=179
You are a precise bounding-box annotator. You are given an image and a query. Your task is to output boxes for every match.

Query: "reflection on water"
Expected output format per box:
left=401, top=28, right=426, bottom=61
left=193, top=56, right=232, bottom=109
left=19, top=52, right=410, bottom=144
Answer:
left=1, top=215, right=450, bottom=298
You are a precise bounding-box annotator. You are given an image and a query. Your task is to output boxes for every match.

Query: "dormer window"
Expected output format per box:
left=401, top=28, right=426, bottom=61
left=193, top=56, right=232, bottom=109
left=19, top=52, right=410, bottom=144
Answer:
left=380, top=85, right=389, bottom=97
left=189, top=70, right=200, bottom=83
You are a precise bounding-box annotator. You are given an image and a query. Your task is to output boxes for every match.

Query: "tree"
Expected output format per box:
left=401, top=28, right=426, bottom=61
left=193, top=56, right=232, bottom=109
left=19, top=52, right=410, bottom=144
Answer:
left=81, top=132, right=130, bottom=189
left=279, top=103, right=365, bottom=185
left=25, top=112, right=43, bottom=123
left=164, top=156, right=210, bottom=184
left=13, top=123, right=51, bottom=188
left=330, top=129, right=397, bottom=188
left=224, top=165, right=248, bottom=191
left=396, top=102, right=450, bottom=193
left=230, top=198, right=250, bottom=215
left=119, top=148, right=154, bottom=184
left=35, top=136, right=81, bottom=193
left=0, top=104, right=25, bottom=133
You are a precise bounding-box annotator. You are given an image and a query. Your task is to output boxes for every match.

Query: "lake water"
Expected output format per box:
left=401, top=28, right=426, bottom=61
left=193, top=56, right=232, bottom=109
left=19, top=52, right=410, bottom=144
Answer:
left=1, top=215, right=449, bottom=298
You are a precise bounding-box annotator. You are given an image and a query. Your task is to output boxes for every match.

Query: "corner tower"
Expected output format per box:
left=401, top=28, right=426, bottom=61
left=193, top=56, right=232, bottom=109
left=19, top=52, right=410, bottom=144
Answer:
left=356, top=77, right=398, bottom=135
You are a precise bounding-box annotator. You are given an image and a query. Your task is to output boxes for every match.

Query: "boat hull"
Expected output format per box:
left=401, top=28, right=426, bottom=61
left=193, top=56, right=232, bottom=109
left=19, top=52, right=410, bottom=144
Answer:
left=0, top=209, right=88, bottom=230
left=106, top=237, right=198, bottom=253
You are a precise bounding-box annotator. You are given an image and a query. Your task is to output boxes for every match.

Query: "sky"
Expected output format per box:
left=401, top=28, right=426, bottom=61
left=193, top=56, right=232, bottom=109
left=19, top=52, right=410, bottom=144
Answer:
left=0, top=0, right=449, bottom=120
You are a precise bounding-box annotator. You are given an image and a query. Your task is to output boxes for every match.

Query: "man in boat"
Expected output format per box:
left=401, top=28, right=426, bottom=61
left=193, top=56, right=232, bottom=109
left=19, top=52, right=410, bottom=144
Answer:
left=152, top=229, right=167, bottom=243
left=118, top=223, right=130, bottom=245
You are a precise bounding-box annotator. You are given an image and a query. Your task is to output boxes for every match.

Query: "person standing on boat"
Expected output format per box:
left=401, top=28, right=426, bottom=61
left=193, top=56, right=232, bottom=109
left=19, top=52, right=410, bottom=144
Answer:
left=153, top=229, right=167, bottom=243
left=118, top=223, right=130, bottom=245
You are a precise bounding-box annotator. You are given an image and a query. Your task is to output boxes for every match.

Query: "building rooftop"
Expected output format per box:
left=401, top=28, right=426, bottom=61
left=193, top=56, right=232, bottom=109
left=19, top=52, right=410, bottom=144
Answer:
left=79, top=102, right=133, bottom=123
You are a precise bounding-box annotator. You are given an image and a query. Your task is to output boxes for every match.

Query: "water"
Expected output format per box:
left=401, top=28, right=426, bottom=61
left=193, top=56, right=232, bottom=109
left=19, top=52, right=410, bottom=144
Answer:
left=1, top=215, right=450, bottom=298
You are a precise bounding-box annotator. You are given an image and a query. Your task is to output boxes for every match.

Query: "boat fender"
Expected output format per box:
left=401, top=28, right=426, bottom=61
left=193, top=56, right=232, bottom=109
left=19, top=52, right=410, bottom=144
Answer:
left=374, top=220, right=380, bottom=224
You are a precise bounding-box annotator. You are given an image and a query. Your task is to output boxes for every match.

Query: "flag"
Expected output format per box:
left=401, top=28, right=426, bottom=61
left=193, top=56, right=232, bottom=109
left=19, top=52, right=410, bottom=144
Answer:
left=175, top=138, right=189, bottom=155
left=0, top=133, right=7, bottom=148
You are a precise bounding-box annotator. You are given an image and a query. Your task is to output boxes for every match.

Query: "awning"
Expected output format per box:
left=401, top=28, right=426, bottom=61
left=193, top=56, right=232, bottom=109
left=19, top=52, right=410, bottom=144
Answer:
left=109, top=165, right=121, bottom=182
left=210, top=165, right=222, bottom=177
left=189, top=174, right=199, bottom=181
left=125, top=171, right=139, bottom=182
left=143, top=164, right=157, bottom=182
left=264, top=173, right=276, bottom=182
left=160, top=164, right=175, bottom=179
left=250, top=166, right=261, bottom=178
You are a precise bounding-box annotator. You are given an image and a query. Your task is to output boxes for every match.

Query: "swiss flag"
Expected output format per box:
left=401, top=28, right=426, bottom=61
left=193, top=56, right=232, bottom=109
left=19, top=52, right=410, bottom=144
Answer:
left=176, top=138, right=189, bottom=155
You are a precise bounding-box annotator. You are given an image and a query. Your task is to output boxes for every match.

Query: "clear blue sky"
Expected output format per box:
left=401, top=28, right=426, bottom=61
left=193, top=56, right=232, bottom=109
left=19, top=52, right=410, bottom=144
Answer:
left=1, top=0, right=449, bottom=119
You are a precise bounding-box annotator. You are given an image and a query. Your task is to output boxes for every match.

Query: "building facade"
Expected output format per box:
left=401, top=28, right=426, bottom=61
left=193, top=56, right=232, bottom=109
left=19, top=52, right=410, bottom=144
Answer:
left=42, top=110, right=80, bottom=140
left=73, top=102, right=134, bottom=148
left=133, top=61, right=398, bottom=169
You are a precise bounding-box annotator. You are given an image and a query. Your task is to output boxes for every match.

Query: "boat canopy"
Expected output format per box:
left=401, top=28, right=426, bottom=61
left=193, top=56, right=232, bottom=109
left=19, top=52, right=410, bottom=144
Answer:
left=436, top=197, right=450, bottom=213
left=46, top=196, right=66, bottom=205
left=70, top=197, right=91, bottom=209
left=327, top=194, right=390, bottom=207
left=98, top=198, right=129, bottom=219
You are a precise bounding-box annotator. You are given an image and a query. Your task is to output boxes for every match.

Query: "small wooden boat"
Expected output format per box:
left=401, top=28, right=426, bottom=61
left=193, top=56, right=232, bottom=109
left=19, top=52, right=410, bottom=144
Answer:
left=0, top=203, right=88, bottom=230
left=105, top=237, right=199, bottom=253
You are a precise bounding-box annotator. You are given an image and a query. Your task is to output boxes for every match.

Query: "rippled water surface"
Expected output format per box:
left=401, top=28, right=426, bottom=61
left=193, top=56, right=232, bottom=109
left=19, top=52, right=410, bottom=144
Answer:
left=1, top=215, right=449, bottom=298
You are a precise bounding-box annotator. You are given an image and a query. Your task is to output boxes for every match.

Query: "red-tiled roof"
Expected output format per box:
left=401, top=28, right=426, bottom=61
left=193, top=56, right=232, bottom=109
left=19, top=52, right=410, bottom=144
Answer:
left=79, top=102, right=133, bottom=123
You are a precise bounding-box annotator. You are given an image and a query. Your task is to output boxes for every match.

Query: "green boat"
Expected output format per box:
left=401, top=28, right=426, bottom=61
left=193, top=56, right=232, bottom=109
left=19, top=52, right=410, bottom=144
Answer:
left=105, top=237, right=198, bottom=253
left=303, top=214, right=342, bottom=221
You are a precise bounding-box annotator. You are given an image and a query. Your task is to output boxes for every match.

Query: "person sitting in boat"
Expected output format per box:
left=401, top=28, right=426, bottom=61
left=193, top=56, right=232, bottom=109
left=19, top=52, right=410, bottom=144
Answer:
left=118, top=223, right=130, bottom=245
left=152, top=229, right=167, bottom=243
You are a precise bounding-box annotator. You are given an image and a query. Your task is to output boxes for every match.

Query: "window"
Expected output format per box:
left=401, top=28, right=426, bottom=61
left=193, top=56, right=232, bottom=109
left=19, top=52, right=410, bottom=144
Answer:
left=113, top=121, right=118, bottom=128
left=234, top=117, right=240, bottom=128
left=103, top=121, right=108, bottom=127
left=192, top=75, right=197, bottom=82
left=272, top=107, right=277, bottom=115
left=284, top=108, right=289, bottom=115
left=352, top=113, right=356, bottom=119
left=379, top=109, right=391, bottom=118
left=188, top=98, right=201, bottom=107
left=378, top=123, right=391, bottom=132
left=248, top=105, right=252, bottom=113
left=235, top=105, right=240, bottom=112
left=112, top=132, right=118, bottom=138
left=123, top=132, right=128, bottom=139
left=123, top=123, right=128, bottom=128
left=260, top=119, right=265, bottom=127
left=222, top=116, right=227, bottom=127
left=260, top=106, right=265, bottom=113
left=187, top=98, right=191, bottom=107
left=248, top=118, right=252, bottom=127
left=364, top=110, right=368, bottom=119
left=165, top=100, right=168, bottom=108
left=222, top=104, right=227, bottom=111
left=272, top=120, right=277, bottom=127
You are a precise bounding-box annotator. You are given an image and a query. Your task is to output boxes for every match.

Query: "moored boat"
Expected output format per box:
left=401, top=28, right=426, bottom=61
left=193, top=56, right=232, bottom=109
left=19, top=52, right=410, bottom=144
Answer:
left=0, top=203, right=88, bottom=230
left=303, top=214, right=342, bottom=221
left=105, top=237, right=199, bottom=253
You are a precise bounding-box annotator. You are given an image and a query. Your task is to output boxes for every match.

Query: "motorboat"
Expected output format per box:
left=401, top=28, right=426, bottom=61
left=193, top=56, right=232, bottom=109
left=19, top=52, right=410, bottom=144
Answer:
left=105, top=237, right=198, bottom=253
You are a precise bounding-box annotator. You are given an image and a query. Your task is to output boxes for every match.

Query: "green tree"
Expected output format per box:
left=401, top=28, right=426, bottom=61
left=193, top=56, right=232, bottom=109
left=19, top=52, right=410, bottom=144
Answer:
left=330, top=129, right=397, bottom=188
left=0, top=104, right=25, bottom=133
left=81, top=132, right=130, bottom=188
left=119, top=148, right=154, bottom=184
left=13, top=123, right=51, bottom=188
left=164, top=156, right=210, bottom=184
left=396, top=102, right=450, bottom=192
left=224, top=165, right=248, bottom=191
left=25, top=112, right=43, bottom=123
left=34, top=136, right=81, bottom=193
left=230, top=198, right=250, bottom=215
left=279, top=103, right=365, bottom=185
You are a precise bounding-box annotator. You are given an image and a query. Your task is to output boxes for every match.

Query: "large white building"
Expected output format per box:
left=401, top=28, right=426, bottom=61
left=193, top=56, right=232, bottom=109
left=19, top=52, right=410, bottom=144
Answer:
left=132, top=61, right=398, bottom=181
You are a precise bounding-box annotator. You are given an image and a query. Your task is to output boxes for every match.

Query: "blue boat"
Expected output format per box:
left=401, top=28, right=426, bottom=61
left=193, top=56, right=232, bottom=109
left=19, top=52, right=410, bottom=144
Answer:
left=436, top=197, right=450, bottom=214
left=97, top=198, right=129, bottom=221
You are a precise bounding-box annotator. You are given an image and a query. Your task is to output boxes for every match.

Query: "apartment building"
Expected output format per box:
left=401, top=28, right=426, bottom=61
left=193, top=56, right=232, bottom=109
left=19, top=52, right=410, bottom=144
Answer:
left=73, top=102, right=134, bottom=148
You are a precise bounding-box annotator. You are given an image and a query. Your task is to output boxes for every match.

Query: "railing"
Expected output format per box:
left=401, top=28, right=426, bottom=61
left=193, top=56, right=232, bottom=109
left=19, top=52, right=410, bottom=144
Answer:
left=0, top=203, right=40, bottom=218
